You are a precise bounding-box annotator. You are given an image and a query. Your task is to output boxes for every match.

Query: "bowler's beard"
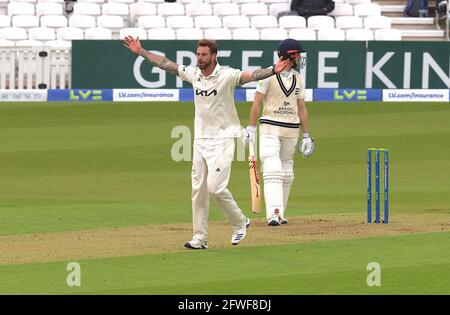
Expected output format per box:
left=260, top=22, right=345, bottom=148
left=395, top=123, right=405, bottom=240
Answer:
left=198, top=60, right=212, bottom=70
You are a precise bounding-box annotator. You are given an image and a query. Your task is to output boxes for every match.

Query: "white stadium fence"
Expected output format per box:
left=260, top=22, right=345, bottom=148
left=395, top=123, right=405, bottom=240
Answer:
left=0, top=45, right=70, bottom=89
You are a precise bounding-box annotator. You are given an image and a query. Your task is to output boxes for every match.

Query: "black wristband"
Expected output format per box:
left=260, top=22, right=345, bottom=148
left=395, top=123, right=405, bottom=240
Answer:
left=272, top=65, right=276, bottom=75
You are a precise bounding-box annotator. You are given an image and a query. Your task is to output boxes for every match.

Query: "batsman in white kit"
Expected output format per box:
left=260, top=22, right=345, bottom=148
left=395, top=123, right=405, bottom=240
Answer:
left=124, top=37, right=290, bottom=248
left=243, top=39, right=315, bottom=226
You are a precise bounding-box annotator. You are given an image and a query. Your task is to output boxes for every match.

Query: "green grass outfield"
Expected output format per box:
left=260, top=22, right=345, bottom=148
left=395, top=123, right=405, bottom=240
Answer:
left=0, top=101, right=449, bottom=294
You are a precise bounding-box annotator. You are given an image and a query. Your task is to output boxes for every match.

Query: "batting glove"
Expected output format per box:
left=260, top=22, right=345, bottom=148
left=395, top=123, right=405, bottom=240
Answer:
left=241, top=125, right=257, bottom=147
left=299, top=133, right=315, bottom=157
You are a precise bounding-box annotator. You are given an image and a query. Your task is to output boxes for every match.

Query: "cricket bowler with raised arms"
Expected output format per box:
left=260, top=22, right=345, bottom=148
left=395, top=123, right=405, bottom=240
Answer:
left=124, top=36, right=290, bottom=249
left=242, top=38, right=315, bottom=226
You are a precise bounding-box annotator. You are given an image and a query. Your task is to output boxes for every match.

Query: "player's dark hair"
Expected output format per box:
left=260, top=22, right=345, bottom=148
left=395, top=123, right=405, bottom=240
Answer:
left=197, top=39, right=218, bottom=55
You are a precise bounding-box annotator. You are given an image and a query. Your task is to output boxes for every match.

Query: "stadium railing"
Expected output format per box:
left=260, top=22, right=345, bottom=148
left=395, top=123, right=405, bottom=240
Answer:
left=0, top=45, right=70, bottom=89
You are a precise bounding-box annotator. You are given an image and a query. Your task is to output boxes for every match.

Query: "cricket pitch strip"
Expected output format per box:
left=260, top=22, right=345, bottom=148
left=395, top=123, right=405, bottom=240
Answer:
left=2, top=211, right=450, bottom=265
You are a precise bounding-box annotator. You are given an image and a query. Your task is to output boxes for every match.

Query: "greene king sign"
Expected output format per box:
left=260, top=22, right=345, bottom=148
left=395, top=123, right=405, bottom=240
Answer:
left=72, top=40, right=450, bottom=89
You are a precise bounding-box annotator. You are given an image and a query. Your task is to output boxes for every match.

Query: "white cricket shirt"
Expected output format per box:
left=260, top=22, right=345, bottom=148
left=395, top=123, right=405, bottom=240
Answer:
left=178, top=63, right=243, bottom=139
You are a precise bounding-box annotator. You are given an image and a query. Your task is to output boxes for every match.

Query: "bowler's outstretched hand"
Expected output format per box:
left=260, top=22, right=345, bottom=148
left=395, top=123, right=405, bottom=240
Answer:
left=123, top=36, right=142, bottom=54
left=273, top=57, right=291, bottom=74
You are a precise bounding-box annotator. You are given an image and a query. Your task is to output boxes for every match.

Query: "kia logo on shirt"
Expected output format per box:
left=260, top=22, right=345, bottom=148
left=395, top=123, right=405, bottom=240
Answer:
left=196, top=89, right=218, bottom=97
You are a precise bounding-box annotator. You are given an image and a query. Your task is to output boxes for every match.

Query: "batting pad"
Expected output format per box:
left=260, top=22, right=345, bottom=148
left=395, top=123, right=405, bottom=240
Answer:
left=262, top=157, right=284, bottom=220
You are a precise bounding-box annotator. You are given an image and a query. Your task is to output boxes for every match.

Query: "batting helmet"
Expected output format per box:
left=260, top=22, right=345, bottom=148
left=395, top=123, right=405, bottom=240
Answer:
left=277, top=38, right=306, bottom=69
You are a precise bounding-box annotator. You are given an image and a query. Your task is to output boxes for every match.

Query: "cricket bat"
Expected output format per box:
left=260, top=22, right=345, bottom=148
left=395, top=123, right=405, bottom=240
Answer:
left=248, top=138, right=261, bottom=214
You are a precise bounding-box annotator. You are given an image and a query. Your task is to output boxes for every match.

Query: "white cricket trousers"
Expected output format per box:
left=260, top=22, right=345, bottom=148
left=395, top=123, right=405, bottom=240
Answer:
left=191, top=138, right=246, bottom=242
left=259, top=133, right=298, bottom=220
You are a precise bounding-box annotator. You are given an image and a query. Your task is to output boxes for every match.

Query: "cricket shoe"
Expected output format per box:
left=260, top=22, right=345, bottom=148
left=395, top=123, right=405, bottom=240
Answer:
left=184, top=239, right=208, bottom=250
left=231, top=217, right=250, bottom=245
left=280, top=218, right=288, bottom=225
left=268, top=214, right=281, bottom=226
